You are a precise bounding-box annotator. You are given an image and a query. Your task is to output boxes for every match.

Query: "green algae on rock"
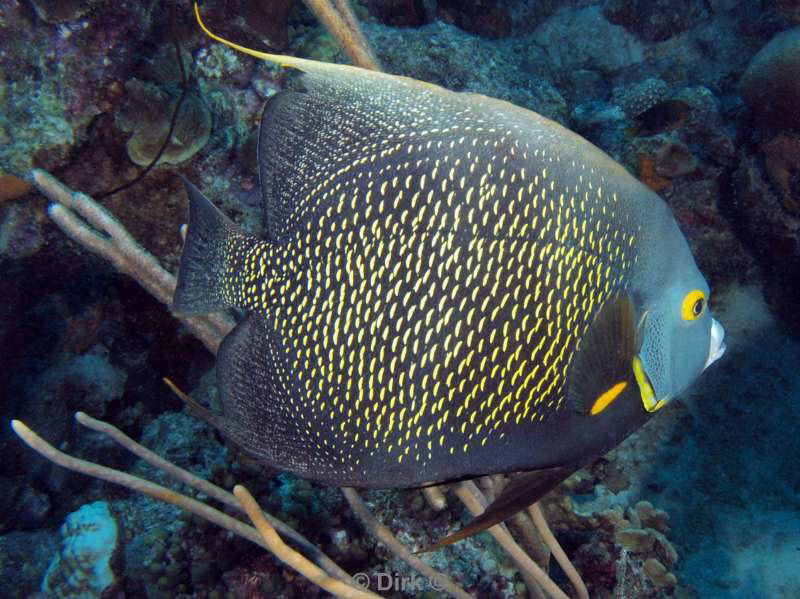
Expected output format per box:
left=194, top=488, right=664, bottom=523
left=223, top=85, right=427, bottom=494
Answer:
left=116, top=79, right=212, bottom=167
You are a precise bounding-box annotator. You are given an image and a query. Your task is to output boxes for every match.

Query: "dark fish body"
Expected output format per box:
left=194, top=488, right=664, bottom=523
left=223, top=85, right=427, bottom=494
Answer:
left=173, top=55, right=723, bottom=495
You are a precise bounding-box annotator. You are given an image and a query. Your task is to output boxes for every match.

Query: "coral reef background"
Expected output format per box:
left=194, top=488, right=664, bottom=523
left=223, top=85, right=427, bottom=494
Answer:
left=1, top=0, right=799, bottom=597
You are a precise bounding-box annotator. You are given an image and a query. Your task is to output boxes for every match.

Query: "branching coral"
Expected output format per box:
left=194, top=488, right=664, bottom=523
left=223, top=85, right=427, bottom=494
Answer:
left=302, top=0, right=381, bottom=70
left=31, top=169, right=232, bottom=354
left=11, top=415, right=370, bottom=597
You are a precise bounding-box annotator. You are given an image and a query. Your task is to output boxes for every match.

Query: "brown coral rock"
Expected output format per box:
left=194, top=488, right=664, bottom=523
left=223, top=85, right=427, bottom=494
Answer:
left=642, top=558, right=677, bottom=588
left=638, top=154, right=671, bottom=192
left=634, top=500, right=671, bottom=534
left=775, top=0, right=800, bottom=22
left=731, top=152, right=800, bottom=332
left=741, top=26, right=800, bottom=131
left=615, top=528, right=656, bottom=553
left=0, top=173, right=31, bottom=203
left=654, top=137, right=698, bottom=179
left=763, top=133, right=800, bottom=215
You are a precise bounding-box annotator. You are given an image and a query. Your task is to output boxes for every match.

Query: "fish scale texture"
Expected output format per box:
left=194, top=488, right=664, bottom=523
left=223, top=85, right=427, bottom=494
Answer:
left=204, top=70, right=662, bottom=487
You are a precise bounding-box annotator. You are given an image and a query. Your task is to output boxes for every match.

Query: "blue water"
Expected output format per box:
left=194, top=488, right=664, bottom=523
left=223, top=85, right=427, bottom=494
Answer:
left=645, top=285, right=800, bottom=598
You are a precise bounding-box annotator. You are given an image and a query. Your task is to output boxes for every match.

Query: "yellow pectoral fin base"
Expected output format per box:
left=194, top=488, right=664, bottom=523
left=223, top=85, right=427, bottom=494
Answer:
left=590, top=381, right=628, bottom=415
left=632, top=355, right=665, bottom=412
left=565, top=294, right=639, bottom=415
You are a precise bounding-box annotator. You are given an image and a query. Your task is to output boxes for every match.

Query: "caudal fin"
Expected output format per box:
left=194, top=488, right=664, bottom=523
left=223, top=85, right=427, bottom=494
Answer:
left=172, top=178, right=236, bottom=315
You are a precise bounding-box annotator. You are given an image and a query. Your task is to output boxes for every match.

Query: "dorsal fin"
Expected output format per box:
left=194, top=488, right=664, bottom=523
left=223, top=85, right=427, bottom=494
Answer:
left=194, top=3, right=384, bottom=82
left=255, top=88, right=410, bottom=241
left=194, top=2, right=626, bottom=242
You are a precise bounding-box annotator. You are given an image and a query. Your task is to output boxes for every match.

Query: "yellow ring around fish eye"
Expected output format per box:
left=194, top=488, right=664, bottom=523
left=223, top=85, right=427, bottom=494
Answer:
left=681, top=289, right=706, bottom=321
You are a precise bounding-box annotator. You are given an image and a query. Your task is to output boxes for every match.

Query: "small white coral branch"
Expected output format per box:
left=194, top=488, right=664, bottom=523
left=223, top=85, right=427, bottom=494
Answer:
left=32, top=168, right=233, bottom=353
left=422, top=485, right=447, bottom=511
left=10, top=415, right=363, bottom=592
left=234, top=485, right=381, bottom=599
left=530, top=502, right=590, bottom=599
left=341, top=487, right=473, bottom=599
left=454, top=481, right=571, bottom=599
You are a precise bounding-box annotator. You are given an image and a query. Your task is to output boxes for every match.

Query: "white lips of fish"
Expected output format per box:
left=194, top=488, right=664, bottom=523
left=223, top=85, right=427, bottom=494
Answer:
left=704, top=318, right=726, bottom=371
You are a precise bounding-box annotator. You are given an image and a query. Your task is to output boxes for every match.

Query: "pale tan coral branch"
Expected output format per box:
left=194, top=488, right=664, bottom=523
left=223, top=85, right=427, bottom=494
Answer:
left=32, top=169, right=233, bottom=353
left=235, top=485, right=381, bottom=599
left=302, top=0, right=381, bottom=70
left=11, top=419, right=268, bottom=549
left=454, top=481, right=571, bottom=599
left=76, top=411, right=236, bottom=507
left=341, top=487, right=472, bottom=599
left=422, top=485, right=447, bottom=511
left=478, top=475, right=498, bottom=503
left=73, top=411, right=351, bottom=583
left=530, top=503, right=590, bottom=599
left=456, top=480, right=547, bottom=598
left=11, top=415, right=358, bottom=587
left=332, top=0, right=376, bottom=65
left=511, top=511, right=551, bottom=571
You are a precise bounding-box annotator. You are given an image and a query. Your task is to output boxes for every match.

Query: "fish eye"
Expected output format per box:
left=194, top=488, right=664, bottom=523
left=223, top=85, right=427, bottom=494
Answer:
left=681, top=289, right=706, bottom=321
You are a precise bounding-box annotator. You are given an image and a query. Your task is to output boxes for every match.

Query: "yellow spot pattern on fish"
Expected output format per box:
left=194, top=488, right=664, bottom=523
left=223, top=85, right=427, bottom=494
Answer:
left=220, top=122, right=640, bottom=471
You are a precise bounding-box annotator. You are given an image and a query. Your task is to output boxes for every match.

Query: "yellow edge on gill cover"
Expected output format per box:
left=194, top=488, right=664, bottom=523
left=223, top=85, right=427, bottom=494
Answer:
left=633, top=356, right=665, bottom=412
left=590, top=381, right=628, bottom=415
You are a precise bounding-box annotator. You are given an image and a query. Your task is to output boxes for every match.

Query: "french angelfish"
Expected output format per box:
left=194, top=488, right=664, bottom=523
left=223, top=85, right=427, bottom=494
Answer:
left=173, top=6, right=726, bottom=547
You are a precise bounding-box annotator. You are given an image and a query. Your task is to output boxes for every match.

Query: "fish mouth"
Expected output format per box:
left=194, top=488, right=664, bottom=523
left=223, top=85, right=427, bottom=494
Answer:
left=703, top=318, right=726, bottom=371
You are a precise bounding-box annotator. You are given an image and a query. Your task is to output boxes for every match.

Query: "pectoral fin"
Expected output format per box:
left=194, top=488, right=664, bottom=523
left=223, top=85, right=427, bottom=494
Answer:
left=566, top=294, right=642, bottom=415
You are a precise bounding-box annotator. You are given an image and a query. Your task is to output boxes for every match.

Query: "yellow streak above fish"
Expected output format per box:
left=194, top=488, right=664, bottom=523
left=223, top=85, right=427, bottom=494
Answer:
left=174, top=5, right=726, bottom=545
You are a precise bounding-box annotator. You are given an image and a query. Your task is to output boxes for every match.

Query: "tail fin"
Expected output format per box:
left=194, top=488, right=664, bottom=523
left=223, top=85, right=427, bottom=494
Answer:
left=172, top=178, right=236, bottom=315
